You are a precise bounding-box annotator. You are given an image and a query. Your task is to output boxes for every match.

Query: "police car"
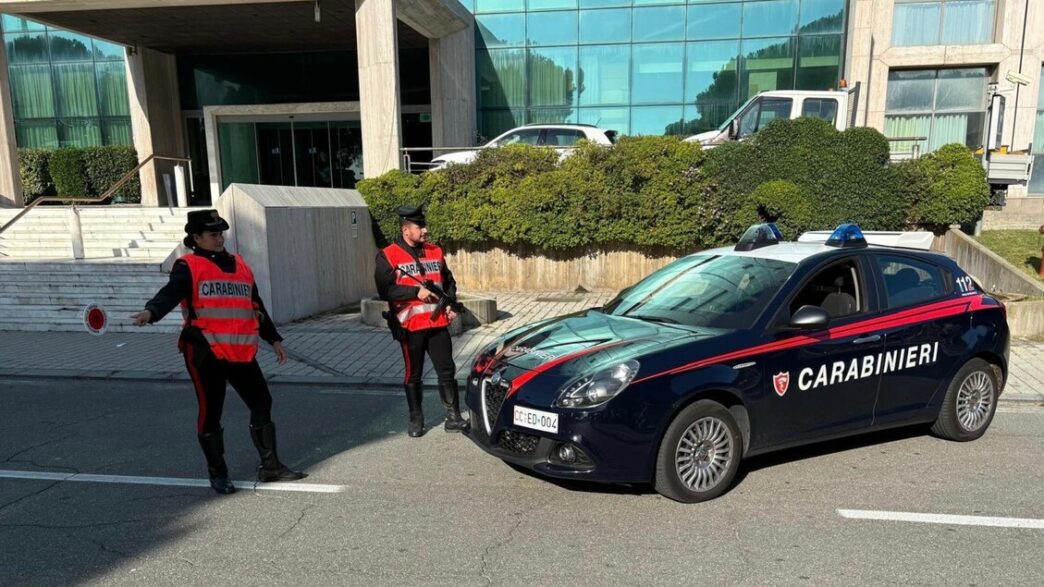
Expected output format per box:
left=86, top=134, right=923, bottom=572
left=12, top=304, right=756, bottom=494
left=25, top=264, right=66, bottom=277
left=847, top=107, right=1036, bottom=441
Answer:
left=464, top=224, right=1009, bottom=503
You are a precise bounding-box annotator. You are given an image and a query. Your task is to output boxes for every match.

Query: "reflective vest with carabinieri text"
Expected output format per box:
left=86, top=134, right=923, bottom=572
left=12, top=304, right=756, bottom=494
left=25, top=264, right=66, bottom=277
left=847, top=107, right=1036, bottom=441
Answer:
left=180, top=254, right=260, bottom=362
left=381, top=242, right=450, bottom=332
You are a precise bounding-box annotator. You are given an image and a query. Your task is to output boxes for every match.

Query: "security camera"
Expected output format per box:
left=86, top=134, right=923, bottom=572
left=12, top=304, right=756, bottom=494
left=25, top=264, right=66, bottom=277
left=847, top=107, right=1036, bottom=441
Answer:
left=1005, top=70, right=1032, bottom=86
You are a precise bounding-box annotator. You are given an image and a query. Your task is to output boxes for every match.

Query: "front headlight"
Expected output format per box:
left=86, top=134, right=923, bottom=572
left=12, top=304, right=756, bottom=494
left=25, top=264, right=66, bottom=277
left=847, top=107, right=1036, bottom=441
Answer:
left=556, top=360, right=640, bottom=409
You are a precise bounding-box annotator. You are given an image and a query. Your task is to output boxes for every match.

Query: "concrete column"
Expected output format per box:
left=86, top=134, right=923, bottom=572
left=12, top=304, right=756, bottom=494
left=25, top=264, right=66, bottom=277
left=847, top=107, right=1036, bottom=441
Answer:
left=430, top=22, right=476, bottom=149
left=355, top=0, right=403, bottom=179
left=125, top=47, right=185, bottom=207
left=0, top=35, right=23, bottom=207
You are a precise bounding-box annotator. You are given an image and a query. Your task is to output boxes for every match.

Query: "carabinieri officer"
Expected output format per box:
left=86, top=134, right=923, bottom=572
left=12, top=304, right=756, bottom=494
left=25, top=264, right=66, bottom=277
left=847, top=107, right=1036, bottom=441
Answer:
left=374, top=205, right=469, bottom=437
left=131, top=209, right=306, bottom=494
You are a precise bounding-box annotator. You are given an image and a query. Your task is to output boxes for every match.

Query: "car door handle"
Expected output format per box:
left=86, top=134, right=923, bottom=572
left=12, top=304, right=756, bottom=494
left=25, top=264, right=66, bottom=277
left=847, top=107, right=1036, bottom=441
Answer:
left=852, top=334, right=881, bottom=344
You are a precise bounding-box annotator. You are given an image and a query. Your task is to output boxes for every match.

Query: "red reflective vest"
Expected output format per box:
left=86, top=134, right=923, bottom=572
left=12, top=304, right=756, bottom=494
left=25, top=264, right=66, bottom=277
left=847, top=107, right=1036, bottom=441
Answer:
left=180, top=254, right=260, bottom=362
left=381, top=242, right=451, bottom=331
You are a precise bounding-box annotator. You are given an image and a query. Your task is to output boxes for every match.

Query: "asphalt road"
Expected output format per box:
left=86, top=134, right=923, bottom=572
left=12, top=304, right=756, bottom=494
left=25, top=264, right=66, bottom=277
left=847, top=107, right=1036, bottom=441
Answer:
left=1, top=378, right=1043, bottom=586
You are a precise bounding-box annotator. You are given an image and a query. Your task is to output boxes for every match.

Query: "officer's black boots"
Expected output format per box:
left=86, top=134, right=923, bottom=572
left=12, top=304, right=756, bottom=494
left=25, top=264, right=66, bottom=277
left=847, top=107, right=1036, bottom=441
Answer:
left=405, top=382, right=425, bottom=438
left=198, top=429, right=235, bottom=495
left=439, top=380, right=469, bottom=433
left=249, top=422, right=307, bottom=482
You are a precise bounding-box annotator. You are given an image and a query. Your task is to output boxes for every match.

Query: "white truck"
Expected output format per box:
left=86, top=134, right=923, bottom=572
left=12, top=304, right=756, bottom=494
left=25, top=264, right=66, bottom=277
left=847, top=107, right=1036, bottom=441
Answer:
left=683, top=85, right=860, bottom=147
left=683, top=83, right=1031, bottom=200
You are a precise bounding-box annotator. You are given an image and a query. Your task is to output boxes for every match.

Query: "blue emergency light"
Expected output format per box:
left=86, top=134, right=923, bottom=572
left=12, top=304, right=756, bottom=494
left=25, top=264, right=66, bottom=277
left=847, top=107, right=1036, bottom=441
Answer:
left=734, top=223, right=783, bottom=251
left=825, top=223, right=867, bottom=248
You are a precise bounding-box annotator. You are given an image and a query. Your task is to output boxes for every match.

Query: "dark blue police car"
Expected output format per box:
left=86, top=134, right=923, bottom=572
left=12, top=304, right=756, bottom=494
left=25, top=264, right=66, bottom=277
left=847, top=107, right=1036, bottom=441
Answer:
left=464, top=224, right=1009, bottom=503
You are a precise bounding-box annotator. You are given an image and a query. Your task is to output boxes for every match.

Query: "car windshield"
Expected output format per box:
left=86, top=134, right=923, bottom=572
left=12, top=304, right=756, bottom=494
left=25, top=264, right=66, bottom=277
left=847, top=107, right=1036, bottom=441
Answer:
left=601, top=254, right=797, bottom=330
left=717, top=96, right=759, bottom=132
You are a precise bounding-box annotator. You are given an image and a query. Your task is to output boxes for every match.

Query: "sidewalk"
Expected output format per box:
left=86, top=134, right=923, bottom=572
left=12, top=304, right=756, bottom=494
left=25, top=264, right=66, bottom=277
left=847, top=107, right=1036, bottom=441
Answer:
left=0, top=290, right=1041, bottom=405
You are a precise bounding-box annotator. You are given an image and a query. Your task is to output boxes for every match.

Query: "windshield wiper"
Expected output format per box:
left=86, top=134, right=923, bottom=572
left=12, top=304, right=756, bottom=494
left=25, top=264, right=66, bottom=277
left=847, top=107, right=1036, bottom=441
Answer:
left=626, top=314, right=679, bottom=324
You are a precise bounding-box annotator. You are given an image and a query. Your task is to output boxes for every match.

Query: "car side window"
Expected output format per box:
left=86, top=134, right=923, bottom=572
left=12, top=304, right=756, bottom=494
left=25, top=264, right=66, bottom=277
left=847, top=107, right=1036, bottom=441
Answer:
left=789, top=259, right=863, bottom=320
left=494, top=129, right=541, bottom=146
left=801, top=98, right=838, bottom=124
left=545, top=129, right=585, bottom=146
left=876, top=255, right=947, bottom=309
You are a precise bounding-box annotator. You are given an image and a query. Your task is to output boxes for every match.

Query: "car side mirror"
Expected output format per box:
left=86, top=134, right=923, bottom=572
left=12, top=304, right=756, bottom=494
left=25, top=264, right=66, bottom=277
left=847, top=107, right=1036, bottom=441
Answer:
left=789, top=305, right=830, bottom=330
left=728, top=119, right=740, bottom=139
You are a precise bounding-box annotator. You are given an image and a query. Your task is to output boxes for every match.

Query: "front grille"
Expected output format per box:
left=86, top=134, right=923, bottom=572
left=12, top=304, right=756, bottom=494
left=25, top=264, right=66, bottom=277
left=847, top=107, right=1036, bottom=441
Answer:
left=483, top=379, right=508, bottom=433
left=497, top=430, right=540, bottom=455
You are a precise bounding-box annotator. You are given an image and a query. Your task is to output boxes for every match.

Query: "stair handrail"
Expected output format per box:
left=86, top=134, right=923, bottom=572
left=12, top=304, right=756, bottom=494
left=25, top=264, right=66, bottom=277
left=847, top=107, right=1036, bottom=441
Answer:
left=0, top=154, right=191, bottom=236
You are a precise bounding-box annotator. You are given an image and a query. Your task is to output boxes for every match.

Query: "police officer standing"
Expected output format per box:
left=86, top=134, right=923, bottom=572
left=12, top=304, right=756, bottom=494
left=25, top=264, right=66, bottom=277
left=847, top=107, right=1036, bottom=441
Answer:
left=131, top=209, right=306, bottom=494
left=374, top=205, right=469, bottom=437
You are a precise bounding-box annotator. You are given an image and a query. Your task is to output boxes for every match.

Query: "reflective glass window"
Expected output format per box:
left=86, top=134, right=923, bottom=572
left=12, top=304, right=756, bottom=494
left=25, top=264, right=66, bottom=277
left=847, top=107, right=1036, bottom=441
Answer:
left=478, top=49, right=527, bottom=108
left=479, top=109, right=526, bottom=140
left=5, top=33, right=49, bottom=64
left=527, top=108, right=578, bottom=125
left=15, top=119, right=58, bottom=148
left=633, top=6, right=686, bottom=43
left=634, top=0, right=684, bottom=5
left=48, top=31, right=94, bottom=62
left=1031, top=66, right=1044, bottom=193
left=528, top=46, right=578, bottom=106
left=91, top=39, right=126, bottom=60
left=477, top=14, right=527, bottom=48
left=740, top=37, right=795, bottom=98
left=96, top=61, right=129, bottom=117
left=685, top=40, right=739, bottom=104
left=876, top=255, right=947, bottom=308
left=527, top=11, right=578, bottom=45
left=580, top=0, right=630, bottom=6
left=801, top=98, right=838, bottom=123
left=631, top=105, right=684, bottom=135
left=742, top=0, right=798, bottom=38
left=941, top=0, right=994, bottom=44
left=58, top=117, right=102, bottom=147
left=884, top=67, right=988, bottom=155
left=475, top=0, right=526, bottom=13
left=686, top=4, right=742, bottom=40
left=579, top=8, right=631, bottom=44
left=683, top=102, right=736, bottom=134
left=7, top=65, right=54, bottom=118
left=799, top=0, right=845, bottom=34
left=2, top=15, right=45, bottom=33
left=796, top=34, right=841, bottom=89
left=528, top=0, right=578, bottom=9
left=579, top=45, right=631, bottom=106
left=578, top=107, right=630, bottom=135
left=632, top=43, right=684, bottom=104
left=101, top=118, right=133, bottom=146
left=892, top=0, right=994, bottom=46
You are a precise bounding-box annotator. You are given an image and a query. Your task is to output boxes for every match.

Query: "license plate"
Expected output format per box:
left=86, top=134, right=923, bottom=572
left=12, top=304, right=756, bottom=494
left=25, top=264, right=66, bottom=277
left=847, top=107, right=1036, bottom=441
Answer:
left=513, top=406, right=558, bottom=434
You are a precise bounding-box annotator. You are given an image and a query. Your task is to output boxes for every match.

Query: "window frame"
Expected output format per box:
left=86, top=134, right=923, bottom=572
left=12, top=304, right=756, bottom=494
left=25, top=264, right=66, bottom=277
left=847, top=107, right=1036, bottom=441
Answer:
left=770, top=255, right=876, bottom=331
left=800, top=97, right=839, bottom=125
left=884, top=67, right=989, bottom=155
left=738, top=97, right=793, bottom=138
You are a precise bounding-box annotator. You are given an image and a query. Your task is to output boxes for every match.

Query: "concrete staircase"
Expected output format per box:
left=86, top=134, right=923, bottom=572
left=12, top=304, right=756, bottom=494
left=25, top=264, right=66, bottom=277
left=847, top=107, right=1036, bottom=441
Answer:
left=0, top=207, right=204, bottom=333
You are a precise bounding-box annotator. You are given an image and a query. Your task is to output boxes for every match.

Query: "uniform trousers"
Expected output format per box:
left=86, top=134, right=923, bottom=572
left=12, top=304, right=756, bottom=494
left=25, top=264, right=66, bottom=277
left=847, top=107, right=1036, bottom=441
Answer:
left=399, top=327, right=456, bottom=386
left=182, top=341, right=273, bottom=435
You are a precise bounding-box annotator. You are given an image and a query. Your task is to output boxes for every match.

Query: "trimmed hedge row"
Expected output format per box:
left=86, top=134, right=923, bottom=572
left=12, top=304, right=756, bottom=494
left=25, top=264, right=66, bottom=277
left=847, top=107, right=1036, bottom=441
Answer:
left=17, top=146, right=141, bottom=204
left=358, top=118, right=992, bottom=252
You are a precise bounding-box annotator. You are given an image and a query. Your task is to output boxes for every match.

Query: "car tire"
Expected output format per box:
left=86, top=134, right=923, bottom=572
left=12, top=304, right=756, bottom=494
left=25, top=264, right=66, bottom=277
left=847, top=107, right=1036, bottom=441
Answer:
left=930, top=358, right=999, bottom=442
left=654, top=400, right=742, bottom=503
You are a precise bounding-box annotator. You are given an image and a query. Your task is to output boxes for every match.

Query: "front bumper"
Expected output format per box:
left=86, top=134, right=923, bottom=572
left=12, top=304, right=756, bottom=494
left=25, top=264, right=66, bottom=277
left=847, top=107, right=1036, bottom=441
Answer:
left=463, top=375, right=653, bottom=484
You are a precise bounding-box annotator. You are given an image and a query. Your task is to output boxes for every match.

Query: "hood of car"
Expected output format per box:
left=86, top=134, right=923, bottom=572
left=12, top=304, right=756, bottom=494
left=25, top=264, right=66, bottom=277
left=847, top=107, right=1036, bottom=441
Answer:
left=431, top=150, right=480, bottom=165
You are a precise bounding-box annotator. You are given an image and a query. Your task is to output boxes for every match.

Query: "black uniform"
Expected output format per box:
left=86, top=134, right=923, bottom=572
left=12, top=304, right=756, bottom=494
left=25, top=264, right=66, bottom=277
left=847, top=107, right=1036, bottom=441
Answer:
left=141, top=210, right=305, bottom=494
left=145, top=247, right=281, bottom=436
left=374, top=236, right=458, bottom=388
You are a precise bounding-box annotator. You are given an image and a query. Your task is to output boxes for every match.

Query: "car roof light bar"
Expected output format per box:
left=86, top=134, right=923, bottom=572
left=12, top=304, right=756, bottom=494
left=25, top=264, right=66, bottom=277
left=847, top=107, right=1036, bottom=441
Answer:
left=824, top=223, right=868, bottom=248
left=735, top=223, right=783, bottom=251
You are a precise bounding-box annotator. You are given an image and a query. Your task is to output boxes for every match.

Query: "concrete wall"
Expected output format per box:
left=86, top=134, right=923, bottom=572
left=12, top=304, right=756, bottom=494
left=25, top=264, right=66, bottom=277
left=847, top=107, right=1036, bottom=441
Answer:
left=126, top=47, right=185, bottom=207
left=1006, top=300, right=1044, bottom=338
left=214, top=184, right=378, bottom=324
left=429, top=22, right=476, bottom=149
left=444, top=246, right=678, bottom=292
left=935, top=228, right=1044, bottom=296
left=0, top=33, right=22, bottom=207
left=847, top=0, right=1044, bottom=160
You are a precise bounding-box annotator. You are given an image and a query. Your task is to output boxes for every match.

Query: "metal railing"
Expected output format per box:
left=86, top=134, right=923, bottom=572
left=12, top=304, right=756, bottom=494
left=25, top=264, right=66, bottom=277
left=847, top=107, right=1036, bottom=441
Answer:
left=886, top=136, right=928, bottom=161
left=0, top=154, right=191, bottom=237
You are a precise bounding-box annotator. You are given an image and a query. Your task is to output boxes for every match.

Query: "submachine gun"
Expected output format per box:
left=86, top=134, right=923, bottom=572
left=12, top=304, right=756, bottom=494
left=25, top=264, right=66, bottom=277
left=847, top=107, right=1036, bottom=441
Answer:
left=382, top=267, right=465, bottom=340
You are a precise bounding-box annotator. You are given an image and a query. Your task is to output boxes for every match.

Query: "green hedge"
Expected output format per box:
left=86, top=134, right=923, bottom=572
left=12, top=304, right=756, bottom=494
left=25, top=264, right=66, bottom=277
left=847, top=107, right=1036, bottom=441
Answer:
left=359, top=119, right=991, bottom=253
left=894, top=143, right=990, bottom=229
left=17, top=146, right=141, bottom=205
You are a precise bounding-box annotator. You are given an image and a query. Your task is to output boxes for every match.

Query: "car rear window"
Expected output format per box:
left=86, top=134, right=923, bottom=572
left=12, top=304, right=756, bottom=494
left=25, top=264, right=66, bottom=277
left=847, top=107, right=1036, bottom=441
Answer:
left=876, top=255, right=947, bottom=308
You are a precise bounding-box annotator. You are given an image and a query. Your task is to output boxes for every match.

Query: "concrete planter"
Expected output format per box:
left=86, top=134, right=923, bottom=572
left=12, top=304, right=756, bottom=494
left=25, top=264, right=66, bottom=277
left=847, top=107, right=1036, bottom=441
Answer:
left=361, top=294, right=498, bottom=336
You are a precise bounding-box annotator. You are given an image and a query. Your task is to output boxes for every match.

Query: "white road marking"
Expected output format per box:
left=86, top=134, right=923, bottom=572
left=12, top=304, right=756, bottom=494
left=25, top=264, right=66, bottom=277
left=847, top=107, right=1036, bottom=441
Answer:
left=0, top=469, right=344, bottom=494
left=838, top=509, right=1044, bottom=529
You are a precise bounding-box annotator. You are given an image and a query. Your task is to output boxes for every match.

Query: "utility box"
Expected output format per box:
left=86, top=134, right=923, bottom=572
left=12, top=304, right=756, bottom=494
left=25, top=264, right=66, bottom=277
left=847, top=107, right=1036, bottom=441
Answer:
left=986, top=154, right=1033, bottom=185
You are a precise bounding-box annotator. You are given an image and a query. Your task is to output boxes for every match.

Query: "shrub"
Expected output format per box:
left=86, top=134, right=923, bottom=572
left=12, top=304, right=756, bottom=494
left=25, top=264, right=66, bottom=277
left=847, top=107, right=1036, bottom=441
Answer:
left=17, top=149, right=54, bottom=204
left=737, top=180, right=814, bottom=239
left=82, top=146, right=141, bottom=203
left=898, top=143, right=990, bottom=229
left=48, top=148, right=87, bottom=199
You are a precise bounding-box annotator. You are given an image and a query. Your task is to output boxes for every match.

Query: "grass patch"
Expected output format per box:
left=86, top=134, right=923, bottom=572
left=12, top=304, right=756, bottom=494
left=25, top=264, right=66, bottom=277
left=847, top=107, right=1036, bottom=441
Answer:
left=975, top=230, right=1043, bottom=280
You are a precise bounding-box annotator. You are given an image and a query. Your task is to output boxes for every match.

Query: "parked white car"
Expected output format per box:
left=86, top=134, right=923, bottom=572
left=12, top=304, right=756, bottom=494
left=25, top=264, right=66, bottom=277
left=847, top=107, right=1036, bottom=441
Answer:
left=428, top=124, right=617, bottom=171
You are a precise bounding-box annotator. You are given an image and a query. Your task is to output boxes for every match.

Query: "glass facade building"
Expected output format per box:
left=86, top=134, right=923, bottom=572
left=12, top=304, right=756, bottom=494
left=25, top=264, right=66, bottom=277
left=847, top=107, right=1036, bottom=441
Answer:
left=465, top=0, right=847, bottom=139
left=1, top=15, right=132, bottom=149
